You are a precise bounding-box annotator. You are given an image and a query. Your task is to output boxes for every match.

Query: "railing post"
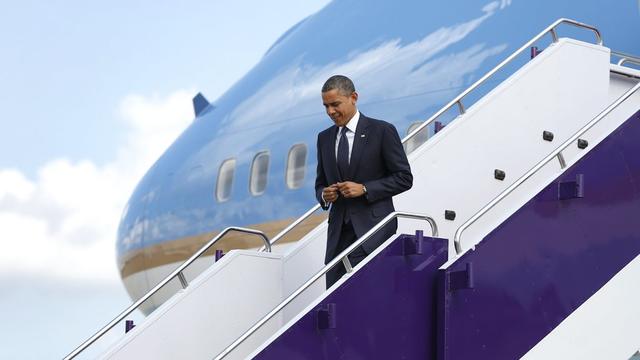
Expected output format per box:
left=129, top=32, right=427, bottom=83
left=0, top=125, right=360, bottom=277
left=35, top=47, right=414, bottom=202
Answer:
left=342, top=257, right=354, bottom=273
left=556, top=152, right=567, bottom=169
left=177, top=272, right=188, bottom=289
left=549, top=27, right=559, bottom=43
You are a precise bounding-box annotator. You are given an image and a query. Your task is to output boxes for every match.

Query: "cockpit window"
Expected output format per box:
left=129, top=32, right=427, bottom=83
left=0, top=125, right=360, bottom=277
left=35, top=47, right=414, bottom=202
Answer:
left=250, top=151, right=270, bottom=196
left=286, top=144, right=307, bottom=189
left=216, top=158, right=236, bottom=202
left=404, top=121, right=429, bottom=154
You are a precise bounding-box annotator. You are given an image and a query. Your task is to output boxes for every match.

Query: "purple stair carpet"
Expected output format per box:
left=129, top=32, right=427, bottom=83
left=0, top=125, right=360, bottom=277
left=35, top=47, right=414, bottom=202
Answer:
left=254, top=232, right=448, bottom=359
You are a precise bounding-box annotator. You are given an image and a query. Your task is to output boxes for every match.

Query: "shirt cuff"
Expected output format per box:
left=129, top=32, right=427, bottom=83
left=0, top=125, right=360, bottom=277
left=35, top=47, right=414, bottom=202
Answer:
left=321, top=192, right=329, bottom=208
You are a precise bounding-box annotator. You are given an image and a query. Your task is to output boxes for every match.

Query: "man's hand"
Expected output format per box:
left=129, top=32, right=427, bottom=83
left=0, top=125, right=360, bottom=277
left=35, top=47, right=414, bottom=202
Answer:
left=322, top=184, right=339, bottom=203
left=337, top=181, right=365, bottom=198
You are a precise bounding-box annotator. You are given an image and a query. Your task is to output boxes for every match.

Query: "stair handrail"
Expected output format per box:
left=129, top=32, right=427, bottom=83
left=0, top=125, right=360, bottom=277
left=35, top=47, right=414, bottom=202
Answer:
left=63, top=226, right=271, bottom=360
left=215, top=211, right=437, bottom=360
left=402, top=18, right=601, bottom=145
left=612, top=51, right=640, bottom=68
left=618, top=57, right=640, bottom=68
left=268, top=19, right=602, bottom=250
left=453, top=80, right=640, bottom=254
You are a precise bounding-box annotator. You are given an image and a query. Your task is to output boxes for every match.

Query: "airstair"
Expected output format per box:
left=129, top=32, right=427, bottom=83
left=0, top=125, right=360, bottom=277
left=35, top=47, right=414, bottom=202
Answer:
left=64, top=19, right=640, bottom=360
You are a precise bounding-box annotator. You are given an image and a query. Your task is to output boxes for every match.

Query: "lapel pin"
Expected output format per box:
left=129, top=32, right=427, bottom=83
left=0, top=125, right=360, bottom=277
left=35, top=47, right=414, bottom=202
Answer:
left=361, top=134, right=366, bottom=138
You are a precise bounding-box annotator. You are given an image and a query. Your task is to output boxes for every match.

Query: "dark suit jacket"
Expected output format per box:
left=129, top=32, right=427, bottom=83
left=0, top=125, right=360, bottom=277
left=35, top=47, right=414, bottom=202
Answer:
left=315, top=114, right=413, bottom=264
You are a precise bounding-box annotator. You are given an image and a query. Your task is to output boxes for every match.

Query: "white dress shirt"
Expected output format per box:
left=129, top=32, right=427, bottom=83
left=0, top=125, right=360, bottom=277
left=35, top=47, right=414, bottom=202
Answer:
left=322, top=110, right=360, bottom=206
left=335, top=110, right=360, bottom=163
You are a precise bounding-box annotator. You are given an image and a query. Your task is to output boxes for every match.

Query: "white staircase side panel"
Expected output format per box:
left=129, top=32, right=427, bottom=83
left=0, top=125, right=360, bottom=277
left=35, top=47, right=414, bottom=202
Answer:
left=123, top=255, right=233, bottom=314
left=439, top=68, right=640, bottom=270
left=120, top=237, right=296, bottom=314
left=280, top=223, right=327, bottom=322
left=522, top=254, right=640, bottom=360
left=127, top=240, right=296, bottom=314
left=394, top=38, right=611, bottom=256
left=101, top=251, right=284, bottom=360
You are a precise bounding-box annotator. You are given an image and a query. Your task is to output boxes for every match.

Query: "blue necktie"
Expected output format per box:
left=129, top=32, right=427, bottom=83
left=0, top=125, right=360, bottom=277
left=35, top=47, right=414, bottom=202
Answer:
left=337, top=127, right=349, bottom=181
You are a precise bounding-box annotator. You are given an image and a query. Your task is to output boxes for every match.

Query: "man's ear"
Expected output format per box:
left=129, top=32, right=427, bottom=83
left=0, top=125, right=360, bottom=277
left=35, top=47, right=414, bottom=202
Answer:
left=350, top=91, right=358, bottom=104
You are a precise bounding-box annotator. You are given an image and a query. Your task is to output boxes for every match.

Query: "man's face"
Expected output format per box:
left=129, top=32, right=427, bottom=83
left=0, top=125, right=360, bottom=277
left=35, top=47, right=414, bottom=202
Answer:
left=322, top=89, right=358, bottom=127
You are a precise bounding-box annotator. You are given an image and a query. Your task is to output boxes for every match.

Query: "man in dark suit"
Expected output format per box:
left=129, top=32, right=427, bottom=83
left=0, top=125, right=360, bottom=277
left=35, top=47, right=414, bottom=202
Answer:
left=315, top=75, right=413, bottom=288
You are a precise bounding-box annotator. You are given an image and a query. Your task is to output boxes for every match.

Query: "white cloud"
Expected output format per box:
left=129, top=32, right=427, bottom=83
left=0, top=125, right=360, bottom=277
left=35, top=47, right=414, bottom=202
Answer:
left=0, top=90, right=193, bottom=283
left=0, top=169, right=35, bottom=202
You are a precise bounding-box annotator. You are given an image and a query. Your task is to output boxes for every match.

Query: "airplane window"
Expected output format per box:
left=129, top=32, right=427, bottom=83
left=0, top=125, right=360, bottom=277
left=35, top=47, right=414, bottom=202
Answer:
left=286, top=144, right=307, bottom=189
left=216, top=158, right=236, bottom=202
left=404, top=121, right=429, bottom=154
left=250, top=151, right=270, bottom=195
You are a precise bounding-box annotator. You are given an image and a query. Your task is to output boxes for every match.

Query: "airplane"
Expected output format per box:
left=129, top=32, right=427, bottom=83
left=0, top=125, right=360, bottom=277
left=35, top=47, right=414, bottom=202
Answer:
left=116, top=0, right=640, bottom=315
left=57, top=0, right=640, bottom=358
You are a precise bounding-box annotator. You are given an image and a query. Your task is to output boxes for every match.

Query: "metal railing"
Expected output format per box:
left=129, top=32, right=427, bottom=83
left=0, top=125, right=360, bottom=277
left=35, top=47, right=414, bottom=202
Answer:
left=612, top=51, right=640, bottom=68
left=402, top=18, right=602, bottom=145
left=267, top=18, right=604, bottom=250
left=453, top=81, right=640, bottom=254
left=214, top=211, right=437, bottom=360
left=618, top=57, right=640, bottom=68
left=64, top=227, right=271, bottom=360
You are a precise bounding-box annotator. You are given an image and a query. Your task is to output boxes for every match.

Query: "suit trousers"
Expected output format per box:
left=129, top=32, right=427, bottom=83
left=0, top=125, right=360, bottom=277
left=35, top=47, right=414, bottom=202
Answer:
left=325, top=221, right=368, bottom=289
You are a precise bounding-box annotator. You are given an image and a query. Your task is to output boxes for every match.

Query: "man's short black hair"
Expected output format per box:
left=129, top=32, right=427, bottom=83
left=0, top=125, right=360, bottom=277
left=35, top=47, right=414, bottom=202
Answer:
left=322, top=75, right=356, bottom=96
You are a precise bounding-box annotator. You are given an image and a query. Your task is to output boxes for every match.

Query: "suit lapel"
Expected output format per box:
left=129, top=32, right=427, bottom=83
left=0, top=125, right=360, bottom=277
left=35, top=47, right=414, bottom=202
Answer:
left=348, top=114, right=370, bottom=180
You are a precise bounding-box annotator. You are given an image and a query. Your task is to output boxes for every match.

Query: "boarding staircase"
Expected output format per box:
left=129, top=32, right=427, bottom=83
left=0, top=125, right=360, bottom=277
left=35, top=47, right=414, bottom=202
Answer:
left=65, top=19, right=640, bottom=360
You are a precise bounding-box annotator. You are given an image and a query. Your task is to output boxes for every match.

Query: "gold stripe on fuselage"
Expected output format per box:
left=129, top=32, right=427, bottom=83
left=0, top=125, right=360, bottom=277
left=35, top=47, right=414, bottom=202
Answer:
left=119, top=214, right=328, bottom=278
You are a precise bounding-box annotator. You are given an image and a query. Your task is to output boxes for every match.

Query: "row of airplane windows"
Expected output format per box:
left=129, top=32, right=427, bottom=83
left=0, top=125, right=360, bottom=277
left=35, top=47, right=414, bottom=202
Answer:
left=214, top=121, right=430, bottom=202
left=215, top=144, right=308, bottom=202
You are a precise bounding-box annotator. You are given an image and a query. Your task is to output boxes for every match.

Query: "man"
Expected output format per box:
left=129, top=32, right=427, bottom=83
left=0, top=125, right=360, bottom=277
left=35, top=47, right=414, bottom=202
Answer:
left=315, top=75, right=413, bottom=288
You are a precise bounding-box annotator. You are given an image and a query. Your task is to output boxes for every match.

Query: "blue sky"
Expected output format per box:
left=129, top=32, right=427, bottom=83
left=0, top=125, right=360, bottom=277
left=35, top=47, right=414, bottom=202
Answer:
left=0, top=0, right=328, bottom=176
left=0, top=1, right=329, bottom=358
